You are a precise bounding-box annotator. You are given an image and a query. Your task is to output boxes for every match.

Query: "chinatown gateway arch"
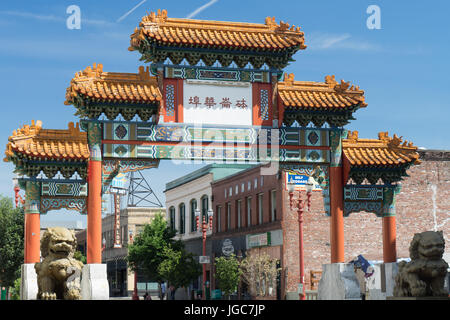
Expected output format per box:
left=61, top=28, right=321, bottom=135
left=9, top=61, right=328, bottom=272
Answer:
left=4, top=10, right=420, bottom=300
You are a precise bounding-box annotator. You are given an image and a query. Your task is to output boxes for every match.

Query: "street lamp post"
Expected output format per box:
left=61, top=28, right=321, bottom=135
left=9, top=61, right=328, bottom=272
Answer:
left=196, top=208, right=213, bottom=300
left=288, top=178, right=313, bottom=301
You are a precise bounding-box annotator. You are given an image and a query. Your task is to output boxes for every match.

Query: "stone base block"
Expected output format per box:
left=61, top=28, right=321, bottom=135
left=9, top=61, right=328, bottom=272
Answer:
left=387, top=296, right=450, bottom=300
left=81, top=264, right=109, bottom=300
left=366, top=262, right=398, bottom=300
left=20, top=264, right=38, bottom=300
left=285, top=292, right=299, bottom=300
left=317, top=263, right=361, bottom=300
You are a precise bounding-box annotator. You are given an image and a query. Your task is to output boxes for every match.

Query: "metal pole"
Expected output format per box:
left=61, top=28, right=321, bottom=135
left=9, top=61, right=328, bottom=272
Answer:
left=298, top=194, right=305, bottom=301
left=202, top=216, right=207, bottom=301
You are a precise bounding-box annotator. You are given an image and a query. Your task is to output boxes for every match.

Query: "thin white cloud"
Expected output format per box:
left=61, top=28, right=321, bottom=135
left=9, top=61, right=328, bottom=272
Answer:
left=0, top=10, right=114, bottom=27
left=117, top=0, right=147, bottom=23
left=0, top=10, right=64, bottom=22
left=308, top=32, right=381, bottom=52
left=186, top=0, right=219, bottom=19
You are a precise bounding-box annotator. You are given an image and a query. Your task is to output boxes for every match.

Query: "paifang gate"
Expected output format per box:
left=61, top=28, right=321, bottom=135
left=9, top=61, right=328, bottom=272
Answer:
left=4, top=9, right=420, bottom=299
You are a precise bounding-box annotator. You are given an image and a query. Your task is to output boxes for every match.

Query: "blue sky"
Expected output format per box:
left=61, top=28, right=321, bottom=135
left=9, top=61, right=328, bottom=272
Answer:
left=0, top=0, right=448, bottom=226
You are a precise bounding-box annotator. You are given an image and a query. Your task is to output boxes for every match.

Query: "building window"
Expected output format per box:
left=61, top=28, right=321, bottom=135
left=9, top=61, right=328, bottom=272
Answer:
left=169, top=207, right=176, bottom=231
left=237, top=199, right=242, bottom=228
left=226, top=202, right=231, bottom=231
left=201, top=195, right=209, bottom=221
left=190, top=199, right=197, bottom=232
left=229, top=187, right=232, bottom=197
left=241, top=183, right=244, bottom=192
left=179, top=203, right=185, bottom=234
left=254, top=178, right=258, bottom=189
left=247, top=181, right=251, bottom=191
left=217, top=205, right=222, bottom=232
left=258, top=193, right=263, bottom=225
left=246, top=196, right=252, bottom=227
left=225, top=188, right=227, bottom=198
left=261, top=176, right=264, bottom=187
left=270, top=190, right=277, bottom=222
left=236, top=185, right=239, bottom=194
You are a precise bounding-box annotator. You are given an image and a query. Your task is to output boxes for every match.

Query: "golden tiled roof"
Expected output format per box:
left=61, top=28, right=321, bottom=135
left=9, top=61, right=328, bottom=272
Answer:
left=64, top=63, right=162, bottom=105
left=4, top=121, right=89, bottom=161
left=129, top=9, right=306, bottom=51
left=279, top=74, right=367, bottom=109
left=342, top=131, right=420, bottom=167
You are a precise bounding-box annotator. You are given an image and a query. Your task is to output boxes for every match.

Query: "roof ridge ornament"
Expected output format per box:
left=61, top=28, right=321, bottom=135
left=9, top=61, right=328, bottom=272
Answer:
left=334, top=79, right=351, bottom=93
left=346, top=130, right=359, bottom=142
left=76, top=63, right=103, bottom=79
left=138, top=66, right=151, bottom=81
left=12, top=120, right=43, bottom=138
left=142, top=9, right=168, bottom=24
left=265, top=16, right=301, bottom=33
left=283, top=73, right=295, bottom=85
left=325, top=75, right=337, bottom=87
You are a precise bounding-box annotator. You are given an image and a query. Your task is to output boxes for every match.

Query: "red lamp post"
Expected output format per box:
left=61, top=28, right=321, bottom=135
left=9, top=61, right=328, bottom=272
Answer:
left=288, top=179, right=313, bottom=301
left=196, top=208, right=213, bottom=300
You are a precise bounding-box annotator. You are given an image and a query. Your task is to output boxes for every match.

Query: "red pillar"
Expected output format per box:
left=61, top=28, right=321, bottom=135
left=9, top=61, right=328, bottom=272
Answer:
left=87, top=160, right=102, bottom=264
left=329, top=167, right=344, bottom=263
left=24, top=213, right=40, bottom=263
left=24, top=181, right=41, bottom=263
left=382, top=216, right=397, bottom=263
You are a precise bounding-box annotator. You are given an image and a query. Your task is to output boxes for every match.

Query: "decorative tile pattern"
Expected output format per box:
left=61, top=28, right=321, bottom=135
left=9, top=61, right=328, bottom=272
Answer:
left=114, top=124, right=128, bottom=140
left=165, top=84, right=175, bottom=117
left=344, top=186, right=383, bottom=201
left=41, top=182, right=88, bottom=197
left=40, top=198, right=87, bottom=215
left=260, top=89, right=269, bottom=120
left=165, top=66, right=270, bottom=83
left=344, top=201, right=383, bottom=217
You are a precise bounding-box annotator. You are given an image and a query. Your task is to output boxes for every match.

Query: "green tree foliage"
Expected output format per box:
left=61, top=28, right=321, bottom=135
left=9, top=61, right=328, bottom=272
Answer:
left=158, top=247, right=201, bottom=289
left=127, top=212, right=200, bottom=292
left=74, top=251, right=87, bottom=264
left=0, top=195, right=24, bottom=289
left=11, top=278, right=21, bottom=300
left=215, top=254, right=242, bottom=298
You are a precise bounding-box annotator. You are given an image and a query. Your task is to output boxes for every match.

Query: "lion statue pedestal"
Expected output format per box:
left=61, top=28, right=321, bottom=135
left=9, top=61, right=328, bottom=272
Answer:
left=35, top=227, right=83, bottom=300
left=392, top=231, right=449, bottom=299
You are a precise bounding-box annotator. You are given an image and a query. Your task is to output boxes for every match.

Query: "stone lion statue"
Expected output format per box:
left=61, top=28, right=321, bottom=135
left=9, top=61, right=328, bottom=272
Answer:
left=394, top=231, right=448, bottom=297
left=35, top=227, right=84, bottom=300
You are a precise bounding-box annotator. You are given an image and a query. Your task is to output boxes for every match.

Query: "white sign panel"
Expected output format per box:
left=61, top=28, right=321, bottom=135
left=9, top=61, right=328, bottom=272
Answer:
left=199, top=256, right=211, bottom=264
left=183, top=80, right=253, bottom=126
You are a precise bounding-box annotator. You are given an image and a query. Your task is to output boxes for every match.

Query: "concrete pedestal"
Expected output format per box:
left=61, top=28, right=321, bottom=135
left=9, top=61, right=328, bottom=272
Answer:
left=20, top=264, right=38, bottom=300
left=366, top=262, right=398, bottom=300
left=81, top=264, right=109, bottom=300
left=317, top=263, right=361, bottom=300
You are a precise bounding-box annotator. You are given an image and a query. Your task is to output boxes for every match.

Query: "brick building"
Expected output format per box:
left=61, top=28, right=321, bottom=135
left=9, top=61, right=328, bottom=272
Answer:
left=209, top=149, right=449, bottom=299
left=210, top=164, right=283, bottom=298
left=284, top=149, right=449, bottom=294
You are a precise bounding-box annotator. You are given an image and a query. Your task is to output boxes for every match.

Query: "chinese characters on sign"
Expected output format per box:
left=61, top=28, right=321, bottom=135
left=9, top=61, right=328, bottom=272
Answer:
left=189, top=96, right=248, bottom=109
left=183, top=80, right=252, bottom=126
